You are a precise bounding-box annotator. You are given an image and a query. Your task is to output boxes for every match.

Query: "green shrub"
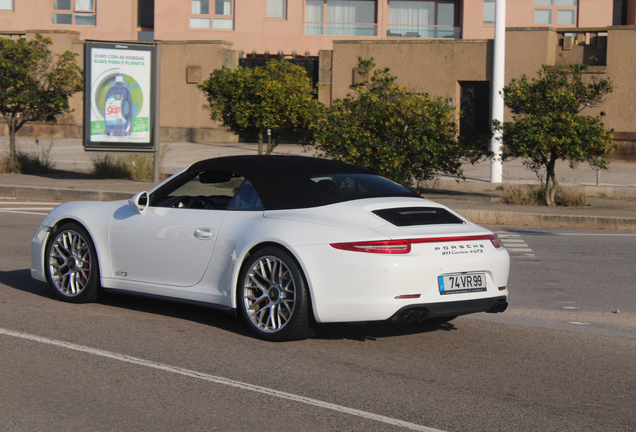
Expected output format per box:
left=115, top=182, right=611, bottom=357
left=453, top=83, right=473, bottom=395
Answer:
left=316, top=58, right=482, bottom=187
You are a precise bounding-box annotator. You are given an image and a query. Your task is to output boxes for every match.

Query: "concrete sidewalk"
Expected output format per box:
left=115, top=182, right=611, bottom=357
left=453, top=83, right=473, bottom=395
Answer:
left=1, top=137, right=635, bottom=230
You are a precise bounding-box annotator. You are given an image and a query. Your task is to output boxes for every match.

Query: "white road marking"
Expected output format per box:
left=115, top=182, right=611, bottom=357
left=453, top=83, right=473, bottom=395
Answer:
left=0, top=210, right=50, bottom=215
left=0, top=327, right=446, bottom=432
left=0, top=201, right=57, bottom=205
left=0, top=201, right=55, bottom=216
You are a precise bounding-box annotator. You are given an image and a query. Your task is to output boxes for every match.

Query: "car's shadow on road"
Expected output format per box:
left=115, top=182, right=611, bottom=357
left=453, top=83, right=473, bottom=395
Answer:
left=0, top=269, right=53, bottom=298
left=316, top=321, right=457, bottom=342
left=98, top=290, right=252, bottom=337
left=0, top=268, right=250, bottom=337
left=2, top=269, right=457, bottom=341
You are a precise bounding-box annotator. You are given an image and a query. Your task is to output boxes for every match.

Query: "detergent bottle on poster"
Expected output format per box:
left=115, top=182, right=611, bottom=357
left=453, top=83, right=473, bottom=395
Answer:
left=104, top=76, right=133, bottom=136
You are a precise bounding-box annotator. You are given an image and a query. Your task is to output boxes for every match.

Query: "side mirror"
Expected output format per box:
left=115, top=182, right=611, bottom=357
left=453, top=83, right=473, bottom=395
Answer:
left=129, top=191, right=149, bottom=214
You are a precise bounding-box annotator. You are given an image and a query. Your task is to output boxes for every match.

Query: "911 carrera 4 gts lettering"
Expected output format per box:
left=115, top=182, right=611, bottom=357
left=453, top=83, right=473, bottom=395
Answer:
left=441, top=249, right=484, bottom=255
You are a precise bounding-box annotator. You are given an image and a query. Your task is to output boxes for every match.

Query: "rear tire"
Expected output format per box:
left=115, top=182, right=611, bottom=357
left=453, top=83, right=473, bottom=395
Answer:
left=45, top=223, right=100, bottom=303
left=238, top=246, right=318, bottom=341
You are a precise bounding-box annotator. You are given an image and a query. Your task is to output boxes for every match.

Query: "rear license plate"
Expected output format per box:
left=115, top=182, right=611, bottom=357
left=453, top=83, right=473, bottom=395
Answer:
left=438, top=273, right=487, bottom=295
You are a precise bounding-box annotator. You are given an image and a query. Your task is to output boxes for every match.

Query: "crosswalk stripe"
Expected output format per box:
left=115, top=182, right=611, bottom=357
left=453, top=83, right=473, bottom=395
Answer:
left=496, top=231, right=538, bottom=260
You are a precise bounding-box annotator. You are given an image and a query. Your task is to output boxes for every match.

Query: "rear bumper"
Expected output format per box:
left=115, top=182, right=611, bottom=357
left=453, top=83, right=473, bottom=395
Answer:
left=389, top=296, right=508, bottom=323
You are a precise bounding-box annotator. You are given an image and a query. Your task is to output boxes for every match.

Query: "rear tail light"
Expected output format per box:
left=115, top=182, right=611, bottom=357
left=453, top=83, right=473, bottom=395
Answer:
left=330, top=240, right=411, bottom=254
left=330, top=234, right=501, bottom=254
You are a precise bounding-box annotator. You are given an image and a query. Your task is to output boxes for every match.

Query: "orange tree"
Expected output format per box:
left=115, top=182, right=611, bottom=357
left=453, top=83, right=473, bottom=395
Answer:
left=315, top=58, right=482, bottom=186
left=0, top=34, right=82, bottom=168
left=198, top=60, right=322, bottom=155
left=500, top=64, right=614, bottom=206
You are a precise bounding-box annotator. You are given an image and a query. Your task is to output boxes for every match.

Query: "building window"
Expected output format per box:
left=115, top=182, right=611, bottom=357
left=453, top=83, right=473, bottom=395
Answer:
left=0, top=0, right=14, bottom=10
left=305, top=0, right=377, bottom=36
left=75, top=0, right=94, bottom=12
left=54, top=0, right=71, bottom=9
left=483, top=0, right=494, bottom=24
left=533, top=0, right=577, bottom=26
left=191, top=0, right=234, bottom=29
left=387, top=0, right=459, bottom=39
left=267, top=0, right=286, bottom=18
left=52, top=0, right=96, bottom=25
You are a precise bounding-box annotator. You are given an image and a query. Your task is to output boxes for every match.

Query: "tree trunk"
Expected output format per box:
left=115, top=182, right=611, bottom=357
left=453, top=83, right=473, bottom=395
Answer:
left=8, top=115, right=17, bottom=168
left=257, top=131, right=264, bottom=155
left=544, top=158, right=558, bottom=207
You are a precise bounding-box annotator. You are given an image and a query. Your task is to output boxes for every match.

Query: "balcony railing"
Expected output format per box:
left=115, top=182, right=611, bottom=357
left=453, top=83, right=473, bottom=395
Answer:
left=387, top=25, right=460, bottom=39
left=304, top=23, right=378, bottom=37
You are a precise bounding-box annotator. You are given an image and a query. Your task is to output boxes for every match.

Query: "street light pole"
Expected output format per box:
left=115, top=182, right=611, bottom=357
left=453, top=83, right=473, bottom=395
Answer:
left=490, top=0, right=506, bottom=183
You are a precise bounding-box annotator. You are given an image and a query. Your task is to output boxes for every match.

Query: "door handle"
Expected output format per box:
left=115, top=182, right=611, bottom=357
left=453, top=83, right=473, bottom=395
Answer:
left=194, top=228, right=214, bottom=240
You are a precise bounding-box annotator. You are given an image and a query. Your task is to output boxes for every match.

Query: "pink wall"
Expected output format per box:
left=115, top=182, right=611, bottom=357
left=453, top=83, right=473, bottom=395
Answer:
left=155, top=0, right=394, bottom=56
left=463, top=0, right=614, bottom=40
left=0, top=0, right=138, bottom=41
left=154, top=0, right=616, bottom=54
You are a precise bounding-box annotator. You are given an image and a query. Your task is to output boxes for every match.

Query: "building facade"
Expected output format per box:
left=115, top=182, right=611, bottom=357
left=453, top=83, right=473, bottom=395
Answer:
left=1, top=1, right=635, bottom=154
left=1, top=0, right=634, bottom=53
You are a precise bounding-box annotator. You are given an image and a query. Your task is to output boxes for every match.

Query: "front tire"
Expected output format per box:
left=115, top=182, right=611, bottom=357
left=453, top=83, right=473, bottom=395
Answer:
left=238, top=247, right=317, bottom=341
left=45, top=222, right=100, bottom=303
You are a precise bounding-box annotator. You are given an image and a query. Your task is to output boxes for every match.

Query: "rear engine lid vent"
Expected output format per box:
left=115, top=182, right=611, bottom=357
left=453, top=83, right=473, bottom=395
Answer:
left=372, top=207, right=465, bottom=227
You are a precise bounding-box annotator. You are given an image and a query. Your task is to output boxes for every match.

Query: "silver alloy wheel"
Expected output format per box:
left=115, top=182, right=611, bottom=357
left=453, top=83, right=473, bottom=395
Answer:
left=243, top=255, right=296, bottom=333
left=48, top=230, right=92, bottom=297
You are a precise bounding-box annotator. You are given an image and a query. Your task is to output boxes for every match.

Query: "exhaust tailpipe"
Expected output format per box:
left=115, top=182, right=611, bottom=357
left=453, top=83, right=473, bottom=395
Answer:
left=416, top=310, right=428, bottom=323
left=487, top=301, right=508, bottom=313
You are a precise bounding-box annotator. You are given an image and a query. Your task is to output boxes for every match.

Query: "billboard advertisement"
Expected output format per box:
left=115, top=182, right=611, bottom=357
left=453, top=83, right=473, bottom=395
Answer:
left=83, top=42, right=157, bottom=150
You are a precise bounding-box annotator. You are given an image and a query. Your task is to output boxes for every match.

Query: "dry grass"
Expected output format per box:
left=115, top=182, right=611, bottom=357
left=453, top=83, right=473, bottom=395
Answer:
left=0, top=138, right=55, bottom=174
left=502, top=185, right=587, bottom=207
left=91, top=154, right=133, bottom=179
left=91, top=145, right=170, bottom=181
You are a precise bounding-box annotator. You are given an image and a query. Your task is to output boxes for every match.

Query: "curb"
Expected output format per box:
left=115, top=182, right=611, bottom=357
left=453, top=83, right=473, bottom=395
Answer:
left=2, top=184, right=636, bottom=231
left=0, top=185, right=133, bottom=203
left=458, top=209, right=636, bottom=231
left=432, top=180, right=636, bottom=198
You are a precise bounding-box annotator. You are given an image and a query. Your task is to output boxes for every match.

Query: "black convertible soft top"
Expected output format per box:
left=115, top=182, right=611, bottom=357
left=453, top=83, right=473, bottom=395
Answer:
left=187, top=155, right=419, bottom=210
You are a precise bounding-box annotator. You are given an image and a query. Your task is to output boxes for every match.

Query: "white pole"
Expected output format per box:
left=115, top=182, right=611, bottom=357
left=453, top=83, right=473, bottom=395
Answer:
left=490, top=0, right=506, bottom=183
left=153, top=41, right=161, bottom=184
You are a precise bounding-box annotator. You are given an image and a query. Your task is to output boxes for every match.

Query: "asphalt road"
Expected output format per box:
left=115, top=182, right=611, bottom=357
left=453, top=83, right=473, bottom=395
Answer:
left=1, top=209, right=635, bottom=432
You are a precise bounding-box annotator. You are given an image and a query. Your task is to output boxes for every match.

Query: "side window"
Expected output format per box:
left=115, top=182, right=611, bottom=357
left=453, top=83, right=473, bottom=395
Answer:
left=151, top=170, right=244, bottom=210
left=226, top=180, right=264, bottom=210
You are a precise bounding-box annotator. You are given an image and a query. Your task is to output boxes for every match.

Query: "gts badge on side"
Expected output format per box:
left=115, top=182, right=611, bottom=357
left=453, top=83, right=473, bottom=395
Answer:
left=115, top=271, right=128, bottom=277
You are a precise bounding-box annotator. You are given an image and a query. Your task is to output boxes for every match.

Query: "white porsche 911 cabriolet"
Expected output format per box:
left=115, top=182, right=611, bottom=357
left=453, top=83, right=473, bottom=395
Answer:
left=31, top=155, right=509, bottom=341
